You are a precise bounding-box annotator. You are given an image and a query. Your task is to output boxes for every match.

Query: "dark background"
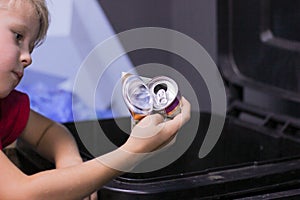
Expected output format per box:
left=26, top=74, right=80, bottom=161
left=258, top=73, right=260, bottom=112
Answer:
left=98, top=0, right=217, bottom=112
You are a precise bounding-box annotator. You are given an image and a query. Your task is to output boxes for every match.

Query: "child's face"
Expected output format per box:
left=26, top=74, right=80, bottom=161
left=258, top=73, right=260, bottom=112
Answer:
left=0, top=1, right=40, bottom=98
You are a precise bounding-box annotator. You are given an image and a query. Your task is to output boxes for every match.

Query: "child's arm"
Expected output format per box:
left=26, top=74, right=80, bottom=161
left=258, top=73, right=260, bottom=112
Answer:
left=0, top=97, right=190, bottom=199
left=20, top=109, right=99, bottom=199
left=20, top=110, right=83, bottom=168
left=0, top=148, right=122, bottom=199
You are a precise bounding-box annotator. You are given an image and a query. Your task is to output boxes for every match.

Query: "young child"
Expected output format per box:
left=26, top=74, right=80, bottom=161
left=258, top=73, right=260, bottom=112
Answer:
left=0, top=0, right=191, bottom=199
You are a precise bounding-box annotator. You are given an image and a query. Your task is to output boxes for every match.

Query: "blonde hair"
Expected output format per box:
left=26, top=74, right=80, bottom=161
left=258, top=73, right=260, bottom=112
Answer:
left=5, top=0, right=50, bottom=48
left=28, top=0, right=50, bottom=47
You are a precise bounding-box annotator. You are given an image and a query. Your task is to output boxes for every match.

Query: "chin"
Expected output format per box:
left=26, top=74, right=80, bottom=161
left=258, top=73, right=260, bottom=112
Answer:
left=0, top=89, right=13, bottom=99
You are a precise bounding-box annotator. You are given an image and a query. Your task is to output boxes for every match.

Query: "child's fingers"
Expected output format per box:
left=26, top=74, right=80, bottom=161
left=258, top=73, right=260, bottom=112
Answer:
left=161, top=96, right=191, bottom=136
left=167, top=96, right=191, bottom=127
left=147, top=113, right=165, bottom=125
left=178, top=96, right=191, bottom=124
left=136, top=113, right=164, bottom=128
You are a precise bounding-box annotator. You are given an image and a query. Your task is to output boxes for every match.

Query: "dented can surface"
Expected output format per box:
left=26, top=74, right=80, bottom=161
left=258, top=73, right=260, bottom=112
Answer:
left=122, top=74, right=181, bottom=126
left=122, top=74, right=153, bottom=122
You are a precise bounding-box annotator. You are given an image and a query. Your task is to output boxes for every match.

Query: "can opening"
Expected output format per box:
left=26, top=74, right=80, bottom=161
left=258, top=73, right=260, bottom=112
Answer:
left=154, top=83, right=168, bottom=94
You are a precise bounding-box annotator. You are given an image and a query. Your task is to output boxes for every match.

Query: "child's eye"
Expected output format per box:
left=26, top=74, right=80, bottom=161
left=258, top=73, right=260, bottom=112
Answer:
left=14, top=32, right=23, bottom=42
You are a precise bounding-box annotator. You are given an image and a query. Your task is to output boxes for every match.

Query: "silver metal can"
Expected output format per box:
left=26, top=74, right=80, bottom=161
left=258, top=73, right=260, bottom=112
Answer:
left=122, top=73, right=153, bottom=124
left=122, top=73, right=181, bottom=127
left=148, top=76, right=181, bottom=119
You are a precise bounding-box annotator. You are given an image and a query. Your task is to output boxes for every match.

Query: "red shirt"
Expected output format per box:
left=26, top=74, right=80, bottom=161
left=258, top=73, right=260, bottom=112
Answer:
left=0, top=90, right=30, bottom=150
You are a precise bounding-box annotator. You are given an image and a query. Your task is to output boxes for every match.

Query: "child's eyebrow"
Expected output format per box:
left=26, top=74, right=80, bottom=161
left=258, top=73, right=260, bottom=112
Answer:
left=10, top=22, right=30, bottom=32
left=11, top=21, right=37, bottom=39
left=11, top=21, right=39, bottom=47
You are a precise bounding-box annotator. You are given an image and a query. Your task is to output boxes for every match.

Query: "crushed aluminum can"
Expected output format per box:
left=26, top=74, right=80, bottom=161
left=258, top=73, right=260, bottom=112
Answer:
left=122, top=73, right=181, bottom=127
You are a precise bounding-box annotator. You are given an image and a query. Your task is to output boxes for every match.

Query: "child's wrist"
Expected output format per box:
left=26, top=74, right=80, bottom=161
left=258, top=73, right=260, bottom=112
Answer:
left=96, top=147, right=147, bottom=172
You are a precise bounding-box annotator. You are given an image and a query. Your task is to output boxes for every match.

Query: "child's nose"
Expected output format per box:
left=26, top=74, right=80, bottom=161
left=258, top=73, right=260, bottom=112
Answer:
left=20, top=51, right=32, bottom=68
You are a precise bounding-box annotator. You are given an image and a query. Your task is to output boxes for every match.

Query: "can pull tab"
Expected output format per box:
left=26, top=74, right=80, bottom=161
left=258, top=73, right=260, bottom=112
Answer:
left=156, top=89, right=168, bottom=106
left=154, top=83, right=168, bottom=106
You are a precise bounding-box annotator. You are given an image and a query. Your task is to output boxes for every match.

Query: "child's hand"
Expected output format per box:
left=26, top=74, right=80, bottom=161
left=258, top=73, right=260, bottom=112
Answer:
left=97, top=97, right=190, bottom=172
left=123, top=97, right=191, bottom=154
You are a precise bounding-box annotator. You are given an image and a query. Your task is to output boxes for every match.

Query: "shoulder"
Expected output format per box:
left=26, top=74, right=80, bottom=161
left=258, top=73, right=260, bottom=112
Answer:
left=2, top=90, right=30, bottom=120
left=1, top=90, right=29, bottom=113
left=4, top=90, right=29, bottom=104
left=0, top=90, right=30, bottom=148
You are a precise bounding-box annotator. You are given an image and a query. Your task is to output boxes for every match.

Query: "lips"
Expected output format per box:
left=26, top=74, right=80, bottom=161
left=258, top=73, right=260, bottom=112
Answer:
left=12, top=71, right=23, bottom=80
